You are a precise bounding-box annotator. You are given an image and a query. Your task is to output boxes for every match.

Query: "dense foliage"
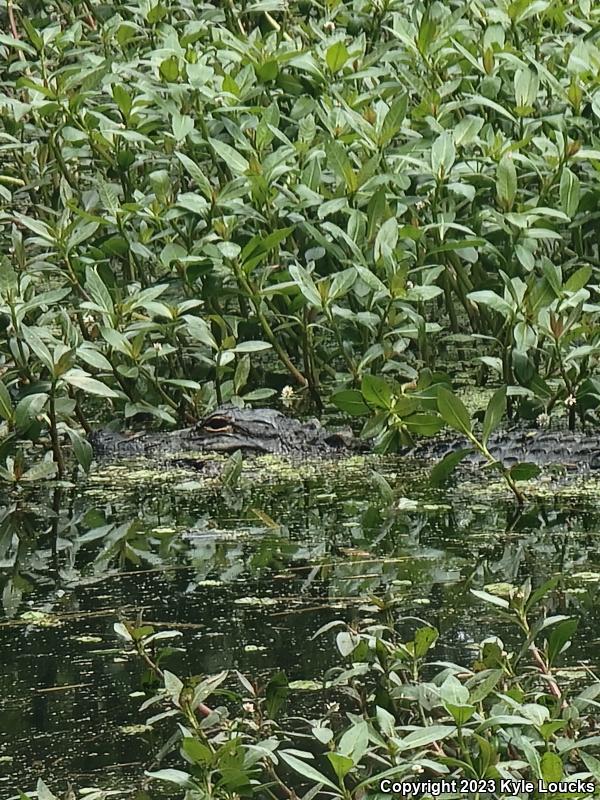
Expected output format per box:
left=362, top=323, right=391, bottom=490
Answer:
left=2, top=0, right=600, bottom=480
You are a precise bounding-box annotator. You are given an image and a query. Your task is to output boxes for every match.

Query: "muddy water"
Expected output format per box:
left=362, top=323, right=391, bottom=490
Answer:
left=1, top=455, right=600, bottom=797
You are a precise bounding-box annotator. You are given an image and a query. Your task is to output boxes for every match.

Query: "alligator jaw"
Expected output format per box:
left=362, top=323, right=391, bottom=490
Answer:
left=179, top=431, right=276, bottom=454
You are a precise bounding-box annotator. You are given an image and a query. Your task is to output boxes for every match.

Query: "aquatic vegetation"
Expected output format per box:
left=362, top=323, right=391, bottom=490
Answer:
left=104, top=578, right=600, bottom=800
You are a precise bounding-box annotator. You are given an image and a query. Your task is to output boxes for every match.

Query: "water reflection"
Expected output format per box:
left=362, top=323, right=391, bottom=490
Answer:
left=1, top=457, right=600, bottom=794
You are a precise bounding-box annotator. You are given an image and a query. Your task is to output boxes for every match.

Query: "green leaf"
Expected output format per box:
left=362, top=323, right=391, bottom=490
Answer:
left=159, top=56, right=179, bottom=82
left=241, top=226, right=294, bottom=268
left=15, top=393, right=48, bottom=431
left=468, top=669, right=504, bottom=704
left=440, top=674, right=470, bottom=705
left=403, top=414, right=445, bottom=435
left=560, top=168, right=580, bottom=217
left=66, top=428, right=93, bottom=473
left=0, top=379, right=13, bottom=422
left=176, top=193, right=209, bottom=216
left=547, top=618, right=578, bottom=665
left=437, top=388, right=472, bottom=436
left=454, top=114, right=484, bottom=145
left=21, top=460, right=57, bottom=482
left=182, top=738, right=212, bottom=767
left=232, top=341, right=272, bottom=353
left=63, top=370, right=119, bottom=398
left=329, top=267, right=356, bottom=300
left=413, top=625, right=438, bottom=658
left=36, top=779, right=59, bottom=800
left=525, top=577, right=559, bottom=613
left=430, top=448, right=472, bottom=486
left=396, top=725, right=456, bottom=751
left=580, top=751, right=600, bottom=781
left=85, top=267, right=114, bottom=315
left=467, top=290, right=513, bottom=317
left=565, top=265, right=592, bottom=293
left=417, top=11, right=438, bottom=55
left=496, top=155, right=517, bottom=211
left=145, top=769, right=195, bottom=788
left=172, top=112, right=194, bottom=142
left=361, top=374, right=393, bottom=410
left=540, top=751, right=563, bottom=783
left=112, top=84, right=132, bottom=116
left=336, top=630, right=360, bottom=656
left=331, top=389, right=370, bottom=417
left=338, top=719, right=369, bottom=763
left=279, top=751, right=340, bottom=792
left=325, top=139, right=357, bottom=192
left=21, top=326, right=54, bottom=372
left=221, top=450, right=243, bottom=488
left=209, top=138, right=249, bottom=175
left=366, top=187, right=387, bottom=241
left=255, top=59, right=279, bottom=82
left=431, top=132, right=455, bottom=179
left=174, top=152, right=212, bottom=199
left=265, top=670, right=289, bottom=720
left=289, top=264, right=322, bottom=307
left=470, top=589, right=510, bottom=609
left=191, top=670, right=228, bottom=709
left=446, top=703, right=476, bottom=726
left=540, top=721, right=566, bottom=742
left=380, top=94, right=408, bottom=145
left=482, top=386, right=506, bottom=445
left=374, top=217, right=398, bottom=261
left=326, top=41, right=349, bottom=73
left=14, top=213, right=54, bottom=241
left=508, top=462, right=541, bottom=481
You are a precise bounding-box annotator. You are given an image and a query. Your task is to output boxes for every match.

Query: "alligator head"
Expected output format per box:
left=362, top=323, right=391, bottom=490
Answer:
left=89, top=406, right=355, bottom=458
left=181, top=406, right=352, bottom=455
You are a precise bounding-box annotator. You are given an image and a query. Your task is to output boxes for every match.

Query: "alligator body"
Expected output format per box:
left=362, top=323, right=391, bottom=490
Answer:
left=89, top=406, right=600, bottom=470
left=410, top=428, right=600, bottom=470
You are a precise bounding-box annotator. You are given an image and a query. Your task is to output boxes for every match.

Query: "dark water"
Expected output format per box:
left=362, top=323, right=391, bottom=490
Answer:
left=1, top=455, right=600, bottom=797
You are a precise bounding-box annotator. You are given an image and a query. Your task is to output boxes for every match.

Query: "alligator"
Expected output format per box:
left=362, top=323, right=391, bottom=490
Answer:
left=88, top=405, right=600, bottom=471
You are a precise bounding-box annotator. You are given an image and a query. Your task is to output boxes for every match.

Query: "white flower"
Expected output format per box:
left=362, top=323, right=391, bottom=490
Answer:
left=242, top=701, right=255, bottom=713
left=281, top=385, right=294, bottom=401
left=153, top=342, right=163, bottom=353
left=565, top=394, right=577, bottom=408
left=326, top=702, right=340, bottom=713
left=406, top=280, right=414, bottom=290
left=415, top=200, right=427, bottom=211
left=411, top=764, right=424, bottom=774
left=82, top=313, right=95, bottom=326
left=324, top=21, right=335, bottom=33
left=536, top=412, right=550, bottom=428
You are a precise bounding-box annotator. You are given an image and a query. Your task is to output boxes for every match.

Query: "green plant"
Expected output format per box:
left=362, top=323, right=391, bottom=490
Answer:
left=90, top=577, right=600, bottom=800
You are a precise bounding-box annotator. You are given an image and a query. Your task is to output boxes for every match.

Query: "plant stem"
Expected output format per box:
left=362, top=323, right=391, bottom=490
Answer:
left=49, top=388, right=65, bottom=478
left=231, top=261, right=308, bottom=386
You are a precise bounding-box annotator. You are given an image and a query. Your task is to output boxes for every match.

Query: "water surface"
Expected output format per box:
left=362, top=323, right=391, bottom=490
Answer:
left=1, top=455, right=599, bottom=796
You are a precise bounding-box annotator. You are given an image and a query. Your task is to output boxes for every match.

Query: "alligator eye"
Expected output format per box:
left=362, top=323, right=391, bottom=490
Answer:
left=202, top=417, right=232, bottom=433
